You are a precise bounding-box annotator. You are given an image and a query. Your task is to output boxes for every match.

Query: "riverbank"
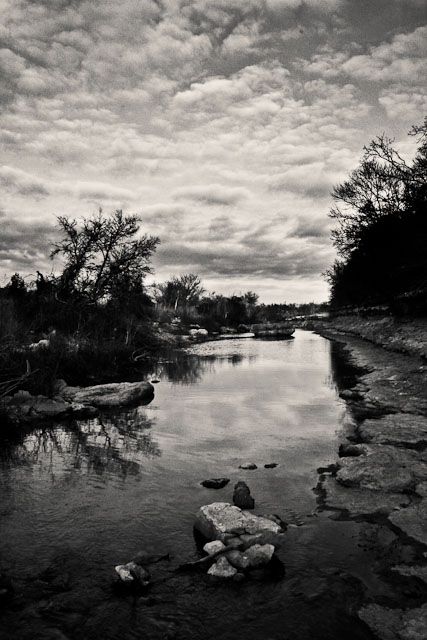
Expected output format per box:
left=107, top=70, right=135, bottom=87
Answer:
left=314, top=318, right=427, bottom=638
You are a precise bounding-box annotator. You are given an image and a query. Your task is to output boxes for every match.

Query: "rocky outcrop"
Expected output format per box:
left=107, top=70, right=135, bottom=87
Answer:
left=3, top=379, right=154, bottom=423
left=251, top=322, right=295, bottom=338
left=60, top=380, right=154, bottom=408
left=359, top=603, right=427, bottom=640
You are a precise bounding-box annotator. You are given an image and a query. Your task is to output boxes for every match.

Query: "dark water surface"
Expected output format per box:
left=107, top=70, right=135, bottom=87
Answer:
left=0, top=331, right=381, bottom=639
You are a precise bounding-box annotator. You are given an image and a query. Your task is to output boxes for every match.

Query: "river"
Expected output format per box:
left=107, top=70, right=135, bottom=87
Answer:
left=0, top=330, right=380, bottom=639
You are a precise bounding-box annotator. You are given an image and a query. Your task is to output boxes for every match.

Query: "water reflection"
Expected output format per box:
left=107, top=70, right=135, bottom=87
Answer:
left=0, top=406, right=161, bottom=479
left=146, top=351, right=248, bottom=385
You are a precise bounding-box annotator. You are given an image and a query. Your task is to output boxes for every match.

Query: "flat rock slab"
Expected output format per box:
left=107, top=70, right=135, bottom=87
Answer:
left=63, top=380, right=154, bottom=408
left=358, top=414, right=427, bottom=446
left=392, top=564, right=427, bottom=583
left=195, top=503, right=285, bottom=547
left=336, top=445, right=427, bottom=492
left=389, top=499, right=427, bottom=546
left=321, top=476, right=410, bottom=517
left=359, top=603, right=427, bottom=640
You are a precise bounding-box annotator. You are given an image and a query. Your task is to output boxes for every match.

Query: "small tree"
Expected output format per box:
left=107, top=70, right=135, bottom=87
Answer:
left=51, top=210, right=159, bottom=304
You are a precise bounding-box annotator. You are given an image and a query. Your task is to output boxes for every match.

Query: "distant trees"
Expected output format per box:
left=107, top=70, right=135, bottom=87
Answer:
left=154, top=273, right=205, bottom=310
left=326, top=117, right=427, bottom=309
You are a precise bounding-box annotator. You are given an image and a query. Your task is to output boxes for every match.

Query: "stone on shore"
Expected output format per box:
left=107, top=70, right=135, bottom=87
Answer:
left=321, top=476, right=410, bottom=517
left=358, top=414, right=427, bottom=447
left=61, top=380, right=154, bottom=408
left=388, top=500, right=427, bottom=546
left=194, top=503, right=285, bottom=548
left=359, top=602, right=427, bottom=640
left=336, top=445, right=427, bottom=492
left=207, top=556, right=237, bottom=579
left=233, top=481, right=255, bottom=509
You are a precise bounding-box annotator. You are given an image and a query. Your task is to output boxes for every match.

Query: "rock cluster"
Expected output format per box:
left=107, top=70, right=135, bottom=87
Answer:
left=194, top=502, right=285, bottom=579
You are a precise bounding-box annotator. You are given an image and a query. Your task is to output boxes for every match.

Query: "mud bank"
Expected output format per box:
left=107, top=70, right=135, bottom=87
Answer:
left=314, top=322, right=427, bottom=638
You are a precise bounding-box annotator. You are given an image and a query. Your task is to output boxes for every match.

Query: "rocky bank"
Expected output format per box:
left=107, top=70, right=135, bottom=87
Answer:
left=315, top=315, right=427, bottom=639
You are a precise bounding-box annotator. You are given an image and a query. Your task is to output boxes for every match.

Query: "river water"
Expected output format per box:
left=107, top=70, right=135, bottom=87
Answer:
left=0, top=330, right=381, bottom=639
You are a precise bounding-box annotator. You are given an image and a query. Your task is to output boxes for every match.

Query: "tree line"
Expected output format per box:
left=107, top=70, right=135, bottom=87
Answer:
left=326, top=117, right=427, bottom=312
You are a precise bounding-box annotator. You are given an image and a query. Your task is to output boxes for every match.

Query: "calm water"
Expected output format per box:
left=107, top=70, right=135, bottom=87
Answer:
left=0, top=331, right=381, bottom=639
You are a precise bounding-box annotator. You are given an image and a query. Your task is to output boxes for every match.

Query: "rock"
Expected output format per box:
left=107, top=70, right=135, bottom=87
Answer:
left=203, top=540, right=226, bottom=556
left=115, top=561, right=149, bottom=586
left=189, top=328, right=209, bottom=339
left=194, top=502, right=285, bottom=548
left=358, top=414, right=427, bottom=447
left=201, top=478, right=230, bottom=489
left=339, top=389, right=360, bottom=400
left=359, top=603, right=427, bottom=640
left=338, top=443, right=366, bottom=457
left=115, top=564, right=134, bottom=583
left=392, top=565, right=427, bottom=584
left=69, top=402, right=99, bottom=419
left=233, top=481, right=255, bottom=509
left=389, top=500, right=427, bottom=546
left=251, top=322, right=295, bottom=338
left=336, top=445, right=427, bottom=492
left=264, top=463, right=278, bottom=468
left=226, top=544, right=275, bottom=570
left=63, top=380, right=154, bottom=408
left=207, top=556, right=237, bottom=579
left=239, top=462, right=257, bottom=470
left=321, top=476, right=410, bottom=517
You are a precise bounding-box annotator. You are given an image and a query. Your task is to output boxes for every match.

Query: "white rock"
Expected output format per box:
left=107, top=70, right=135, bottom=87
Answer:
left=207, top=556, right=237, bottom=579
left=115, top=564, right=134, bottom=583
left=195, top=502, right=285, bottom=548
left=203, top=540, right=226, bottom=555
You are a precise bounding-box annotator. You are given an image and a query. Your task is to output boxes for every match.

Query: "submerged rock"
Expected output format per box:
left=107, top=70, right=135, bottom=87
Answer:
left=321, top=476, right=410, bottom=517
left=115, top=561, right=150, bottom=586
left=233, top=481, right=255, bottom=509
left=226, top=544, right=275, bottom=570
left=359, top=602, right=427, bottom=640
left=264, top=462, right=278, bottom=468
left=239, top=462, right=257, bottom=470
left=201, top=478, right=230, bottom=489
left=207, top=556, right=237, bottom=579
left=194, top=502, right=285, bottom=548
left=388, top=500, right=427, bottom=546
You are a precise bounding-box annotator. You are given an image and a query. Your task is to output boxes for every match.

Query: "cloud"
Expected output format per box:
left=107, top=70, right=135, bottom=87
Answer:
left=0, top=166, right=50, bottom=197
left=173, top=184, right=251, bottom=205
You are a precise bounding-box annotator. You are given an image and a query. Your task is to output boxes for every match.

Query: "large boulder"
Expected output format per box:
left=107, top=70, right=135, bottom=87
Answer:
left=251, top=322, right=295, bottom=338
left=194, top=502, right=285, bottom=548
left=61, top=380, right=154, bottom=408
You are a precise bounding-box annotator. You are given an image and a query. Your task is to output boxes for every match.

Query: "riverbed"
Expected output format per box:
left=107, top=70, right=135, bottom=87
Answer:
left=0, top=330, right=391, bottom=639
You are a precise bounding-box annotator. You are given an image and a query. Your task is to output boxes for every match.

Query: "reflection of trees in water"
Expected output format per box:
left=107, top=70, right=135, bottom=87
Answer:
left=328, top=340, right=368, bottom=392
left=147, top=351, right=249, bottom=385
left=0, top=406, right=161, bottom=480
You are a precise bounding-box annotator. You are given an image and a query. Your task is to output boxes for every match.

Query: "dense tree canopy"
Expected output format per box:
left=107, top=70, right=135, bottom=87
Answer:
left=326, top=117, right=427, bottom=309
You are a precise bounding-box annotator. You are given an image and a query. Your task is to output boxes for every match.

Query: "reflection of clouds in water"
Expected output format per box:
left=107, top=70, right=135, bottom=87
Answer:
left=2, top=406, right=161, bottom=481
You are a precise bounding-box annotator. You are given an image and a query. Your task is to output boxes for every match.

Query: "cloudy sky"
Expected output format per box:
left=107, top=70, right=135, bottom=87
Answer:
left=1, top=0, right=426, bottom=302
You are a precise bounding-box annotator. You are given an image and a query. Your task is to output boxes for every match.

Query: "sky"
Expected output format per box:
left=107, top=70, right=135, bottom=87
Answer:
left=0, top=0, right=426, bottom=303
